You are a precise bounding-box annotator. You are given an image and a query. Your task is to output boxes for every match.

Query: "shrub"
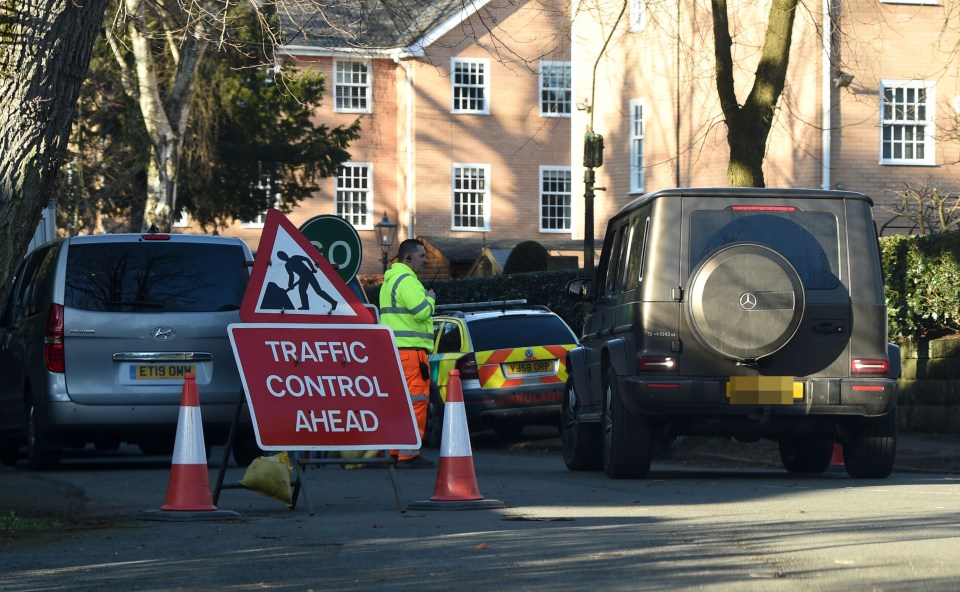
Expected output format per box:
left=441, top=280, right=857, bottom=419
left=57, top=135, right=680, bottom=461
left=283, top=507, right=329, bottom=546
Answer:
left=503, top=241, right=550, bottom=275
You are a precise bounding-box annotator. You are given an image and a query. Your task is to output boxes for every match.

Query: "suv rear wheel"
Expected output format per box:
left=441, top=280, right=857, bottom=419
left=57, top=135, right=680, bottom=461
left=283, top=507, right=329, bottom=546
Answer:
left=561, top=378, right=602, bottom=471
left=778, top=435, right=834, bottom=473
left=843, top=410, right=897, bottom=479
left=602, top=368, right=652, bottom=478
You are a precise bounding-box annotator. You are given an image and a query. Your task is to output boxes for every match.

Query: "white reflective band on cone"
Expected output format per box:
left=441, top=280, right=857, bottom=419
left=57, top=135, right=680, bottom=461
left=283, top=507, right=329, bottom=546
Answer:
left=439, top=402, right=472, bottom=457
left=171, top=406, right=207, bottom=465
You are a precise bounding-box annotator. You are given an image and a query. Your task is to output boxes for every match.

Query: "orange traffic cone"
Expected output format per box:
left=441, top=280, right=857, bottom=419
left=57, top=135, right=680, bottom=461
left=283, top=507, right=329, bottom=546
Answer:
left=830, top=442, right=844, bottom=467
left=140, top=373, right=239, bottom=521
left=408, top=370, right=505, bottom=511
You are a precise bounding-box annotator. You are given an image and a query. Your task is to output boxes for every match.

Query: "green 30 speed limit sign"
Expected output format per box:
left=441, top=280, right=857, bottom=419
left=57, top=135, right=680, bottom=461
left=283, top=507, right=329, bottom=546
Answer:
left=299, top=215, right=363, bottom=283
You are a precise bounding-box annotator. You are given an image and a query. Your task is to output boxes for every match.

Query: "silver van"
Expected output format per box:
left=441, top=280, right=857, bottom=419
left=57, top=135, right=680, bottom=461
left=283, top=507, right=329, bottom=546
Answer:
left=0, top=233, right=260, bottom=468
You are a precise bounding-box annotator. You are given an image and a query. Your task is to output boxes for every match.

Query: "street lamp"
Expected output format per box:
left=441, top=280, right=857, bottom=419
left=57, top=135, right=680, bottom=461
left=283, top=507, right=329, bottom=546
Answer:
left=374, top=211, right=398, bottom=272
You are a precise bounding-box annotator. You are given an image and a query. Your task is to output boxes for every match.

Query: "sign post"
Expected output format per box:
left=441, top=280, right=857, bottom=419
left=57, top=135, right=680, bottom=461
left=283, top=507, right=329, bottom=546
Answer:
left=216, top=209, right=417, bottom=514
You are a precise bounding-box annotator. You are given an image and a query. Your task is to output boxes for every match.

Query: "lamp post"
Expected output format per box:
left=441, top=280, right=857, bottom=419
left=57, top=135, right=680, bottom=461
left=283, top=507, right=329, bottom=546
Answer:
left=374, top=211, right=398, bottom=272
left=577, top=99, right=604, bottom=278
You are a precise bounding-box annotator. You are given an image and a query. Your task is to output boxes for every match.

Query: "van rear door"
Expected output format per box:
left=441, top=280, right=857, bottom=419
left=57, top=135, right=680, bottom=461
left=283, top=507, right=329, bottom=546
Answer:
left=61, top=238, right=249, bottom=405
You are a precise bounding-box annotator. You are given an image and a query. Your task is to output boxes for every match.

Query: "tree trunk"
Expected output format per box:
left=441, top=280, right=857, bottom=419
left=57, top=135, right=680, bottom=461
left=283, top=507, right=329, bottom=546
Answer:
left=712, top=0, right=798, bottom=188
left=0, top=0, right=108, bottom=309
left=122, top=0, right=209, bottom=232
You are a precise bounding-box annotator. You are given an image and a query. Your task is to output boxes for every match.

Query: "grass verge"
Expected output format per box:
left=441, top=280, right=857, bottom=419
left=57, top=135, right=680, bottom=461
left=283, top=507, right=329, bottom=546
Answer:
left=0, top=511, right=61, bottom=530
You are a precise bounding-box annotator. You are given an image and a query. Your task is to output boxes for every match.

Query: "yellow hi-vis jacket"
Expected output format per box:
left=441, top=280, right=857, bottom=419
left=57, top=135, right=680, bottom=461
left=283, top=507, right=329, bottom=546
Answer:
left=379, top=262, right=436, bottom=351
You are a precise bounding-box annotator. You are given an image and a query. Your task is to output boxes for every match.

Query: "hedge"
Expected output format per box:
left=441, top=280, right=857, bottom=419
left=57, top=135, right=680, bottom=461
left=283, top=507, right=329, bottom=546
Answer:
left=363, top=231, right=960, bottom=344
left=365, top=269, right=586, bottom=336
left=880, top=232, right=960, bottom=341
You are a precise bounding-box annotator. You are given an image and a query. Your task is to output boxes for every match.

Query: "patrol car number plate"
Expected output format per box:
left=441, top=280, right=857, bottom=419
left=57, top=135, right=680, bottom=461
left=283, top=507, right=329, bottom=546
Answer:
left=505, top=360, right=552, bottom=375
left=130, top=364, right=196, bottom=380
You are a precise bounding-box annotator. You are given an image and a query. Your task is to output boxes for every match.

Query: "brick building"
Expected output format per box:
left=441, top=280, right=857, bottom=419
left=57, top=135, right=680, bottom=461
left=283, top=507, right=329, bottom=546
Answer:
left=210, top=0, right=960, bottom=276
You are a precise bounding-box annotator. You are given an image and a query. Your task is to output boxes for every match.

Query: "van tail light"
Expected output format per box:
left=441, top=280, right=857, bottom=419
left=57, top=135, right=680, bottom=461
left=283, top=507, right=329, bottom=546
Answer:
left=638, top=355, right=676, bottom=372
left=44, top=304, right=65, bottom=373
left=851, top=358, right=889, bottom=375
left=455, top=353, right=479, bottom=380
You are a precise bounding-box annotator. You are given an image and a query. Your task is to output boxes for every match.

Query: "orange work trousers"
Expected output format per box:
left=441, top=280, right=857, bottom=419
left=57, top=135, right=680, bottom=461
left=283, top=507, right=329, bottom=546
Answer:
left=391, top=348, right=430, bottom=461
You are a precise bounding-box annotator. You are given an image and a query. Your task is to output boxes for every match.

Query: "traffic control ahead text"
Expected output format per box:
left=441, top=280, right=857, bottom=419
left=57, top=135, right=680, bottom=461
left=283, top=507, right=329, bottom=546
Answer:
left=229, top=325, right=421, bottom=450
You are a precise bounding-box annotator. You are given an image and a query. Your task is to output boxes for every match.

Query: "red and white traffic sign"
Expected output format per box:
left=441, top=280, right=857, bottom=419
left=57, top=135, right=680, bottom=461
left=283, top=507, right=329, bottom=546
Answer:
left=240, top=209, right=374, bottom=324
left=228, top=323, right=421, bottom=451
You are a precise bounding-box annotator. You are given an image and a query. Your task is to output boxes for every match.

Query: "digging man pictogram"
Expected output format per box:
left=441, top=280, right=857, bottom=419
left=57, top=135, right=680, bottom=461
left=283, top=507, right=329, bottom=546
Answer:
left=276, top=251, right=338, bottom=311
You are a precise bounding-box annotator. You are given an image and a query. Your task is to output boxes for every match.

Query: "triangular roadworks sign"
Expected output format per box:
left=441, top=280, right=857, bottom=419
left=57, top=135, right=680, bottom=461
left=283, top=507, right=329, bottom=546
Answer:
left=240, top=209, right=374, bottom=324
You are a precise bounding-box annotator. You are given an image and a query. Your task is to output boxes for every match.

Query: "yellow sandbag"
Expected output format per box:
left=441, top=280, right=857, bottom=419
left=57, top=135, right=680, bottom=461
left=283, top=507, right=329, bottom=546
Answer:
left=239, top=453, right=292, bottom=505
left=331, top=449, right=381, bottom=469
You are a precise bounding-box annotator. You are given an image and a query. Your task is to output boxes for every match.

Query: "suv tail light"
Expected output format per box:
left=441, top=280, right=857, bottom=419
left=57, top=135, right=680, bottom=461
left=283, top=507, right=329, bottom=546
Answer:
left=44, top=304, right=65, bottom=373
left=638, top=355, right=676, bottom=372
left=851, top=358, right=889, bottom=375
left=455, top=353, right=479, bottom=380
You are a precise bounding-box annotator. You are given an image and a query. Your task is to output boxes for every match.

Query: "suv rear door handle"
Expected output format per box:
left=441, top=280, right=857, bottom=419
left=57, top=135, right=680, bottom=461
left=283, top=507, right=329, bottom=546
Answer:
left=813, top=323, right=845, bottom=335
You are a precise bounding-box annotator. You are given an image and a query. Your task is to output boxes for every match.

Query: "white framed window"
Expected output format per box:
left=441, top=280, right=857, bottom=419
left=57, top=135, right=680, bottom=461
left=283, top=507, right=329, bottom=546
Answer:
left=539, top=167, right=572, bottom=232
left=334, top=60, right=371, bottom=113
left=451, top=58, right=489, bottom=114
left=335, top=163, right=373, bottom=229
left=630, top=99, right=645, bottom=193
left=243, top=167, right=279, bottom=227
left=451, top=163, right=490, bottom=231
left=629, top=0, right=645, bottom=32
left=540, top=61, right=571, bottom=117
left=880, top=80, right=935, bottom=166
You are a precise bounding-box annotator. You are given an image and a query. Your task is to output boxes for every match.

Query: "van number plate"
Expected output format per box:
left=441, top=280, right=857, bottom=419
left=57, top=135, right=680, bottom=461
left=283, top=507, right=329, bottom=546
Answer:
left=505, top=361, right=552, bottom=375
left=130, top=365, right=196, bottom=380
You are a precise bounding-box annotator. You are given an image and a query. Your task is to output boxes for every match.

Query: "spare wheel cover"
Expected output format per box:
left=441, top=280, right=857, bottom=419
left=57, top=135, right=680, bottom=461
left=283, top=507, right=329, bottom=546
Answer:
left=686, top=242, right=805, bottom=361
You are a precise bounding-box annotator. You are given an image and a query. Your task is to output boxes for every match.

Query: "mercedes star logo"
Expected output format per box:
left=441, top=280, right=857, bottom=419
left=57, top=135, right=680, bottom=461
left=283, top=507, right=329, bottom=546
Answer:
left=739, top=293, right=758, bottom=310
left=150, top=327, right=176, bottom=341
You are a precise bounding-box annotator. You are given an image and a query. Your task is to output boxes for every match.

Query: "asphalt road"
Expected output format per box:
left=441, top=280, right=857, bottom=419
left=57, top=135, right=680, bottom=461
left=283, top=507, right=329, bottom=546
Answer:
left=2, top=426, right=959, bottom=521
left=0, top=458, right=958, bottom=591
left=0, top=429, right=958, bottom=591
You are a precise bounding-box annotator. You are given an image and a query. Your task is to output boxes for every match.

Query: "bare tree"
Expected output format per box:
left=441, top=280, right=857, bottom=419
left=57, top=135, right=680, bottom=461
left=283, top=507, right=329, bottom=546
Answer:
left=712, top=0, right=798, bottom=187
left=1, top=0, right=392, bottom=308
left=880, top=179, right=960, bottom=235
left=103, top=0, right=231, bottom=232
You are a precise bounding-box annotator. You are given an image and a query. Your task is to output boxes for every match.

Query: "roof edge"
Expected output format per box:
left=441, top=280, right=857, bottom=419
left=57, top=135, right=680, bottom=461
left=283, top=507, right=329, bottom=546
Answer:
left=405, top=0, right=492, bottom=55
left=282, top=0, right=493, bottom=61
left=280, top=44, right=411, bottom=59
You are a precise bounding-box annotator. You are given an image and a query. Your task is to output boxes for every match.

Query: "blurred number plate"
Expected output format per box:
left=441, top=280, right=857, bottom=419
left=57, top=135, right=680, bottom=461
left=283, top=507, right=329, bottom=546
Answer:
left=726, top=376, right=797, bottom=405
left=506, top=360, right=552, bottom=375
left=130, top=364, right=196, bottom=380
